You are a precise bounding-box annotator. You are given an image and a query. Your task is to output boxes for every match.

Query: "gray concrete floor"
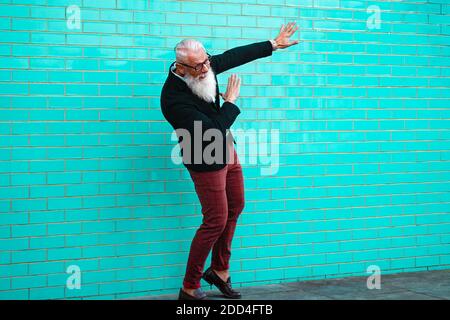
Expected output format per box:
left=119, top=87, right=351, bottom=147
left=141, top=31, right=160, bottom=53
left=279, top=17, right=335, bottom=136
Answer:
left=137, top=269, right=449, bottom=300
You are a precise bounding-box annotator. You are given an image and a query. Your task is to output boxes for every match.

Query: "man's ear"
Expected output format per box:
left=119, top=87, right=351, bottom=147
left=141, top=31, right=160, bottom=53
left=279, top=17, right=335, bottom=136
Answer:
left=175, top=62, right=185, bottom=76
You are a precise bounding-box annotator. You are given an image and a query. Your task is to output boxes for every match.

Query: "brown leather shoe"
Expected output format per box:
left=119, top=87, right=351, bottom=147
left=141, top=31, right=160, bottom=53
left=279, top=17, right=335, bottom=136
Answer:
left=202, top=267, right=241, bottom=299
left=178, top=288, right=207, bottom=300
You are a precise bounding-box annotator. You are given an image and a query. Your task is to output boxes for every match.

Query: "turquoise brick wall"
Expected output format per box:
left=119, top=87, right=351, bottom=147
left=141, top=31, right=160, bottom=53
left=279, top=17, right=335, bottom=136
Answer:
left=1, top=0, right=449, bottom=299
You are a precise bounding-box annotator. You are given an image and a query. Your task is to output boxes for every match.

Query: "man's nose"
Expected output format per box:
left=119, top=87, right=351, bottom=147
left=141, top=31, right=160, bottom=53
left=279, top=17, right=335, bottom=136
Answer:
left=201, top=63, right=208, bottom=72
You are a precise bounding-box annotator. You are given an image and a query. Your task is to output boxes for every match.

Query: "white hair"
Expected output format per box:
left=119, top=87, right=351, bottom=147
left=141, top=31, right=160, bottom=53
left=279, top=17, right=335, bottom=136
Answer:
left=175, top=39, right=205, bottom=63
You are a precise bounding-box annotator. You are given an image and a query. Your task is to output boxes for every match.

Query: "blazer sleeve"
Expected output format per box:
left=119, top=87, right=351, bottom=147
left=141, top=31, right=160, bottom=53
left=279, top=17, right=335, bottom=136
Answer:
left=209, top=40, right=273, bottom=75
left=170, top=101, right=241, bottom=134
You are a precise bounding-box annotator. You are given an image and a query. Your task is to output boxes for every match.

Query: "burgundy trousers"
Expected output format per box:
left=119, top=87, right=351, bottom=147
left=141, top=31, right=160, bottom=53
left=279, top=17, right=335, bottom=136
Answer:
left=183, top=146, right=245, bottom=289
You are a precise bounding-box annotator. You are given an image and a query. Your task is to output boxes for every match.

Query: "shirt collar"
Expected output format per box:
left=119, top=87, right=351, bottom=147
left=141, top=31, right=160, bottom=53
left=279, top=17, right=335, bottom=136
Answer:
left=171, top=63, right=187, bottom=83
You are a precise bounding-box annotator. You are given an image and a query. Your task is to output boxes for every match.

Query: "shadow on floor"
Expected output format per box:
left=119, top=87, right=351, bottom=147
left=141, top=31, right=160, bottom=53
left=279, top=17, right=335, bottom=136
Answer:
left=132, top=269, right=450, bottom=300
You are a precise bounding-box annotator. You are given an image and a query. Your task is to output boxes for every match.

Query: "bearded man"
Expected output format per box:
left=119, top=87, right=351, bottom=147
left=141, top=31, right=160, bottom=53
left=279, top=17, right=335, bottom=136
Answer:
left=160, top=22, right=299, bottom=300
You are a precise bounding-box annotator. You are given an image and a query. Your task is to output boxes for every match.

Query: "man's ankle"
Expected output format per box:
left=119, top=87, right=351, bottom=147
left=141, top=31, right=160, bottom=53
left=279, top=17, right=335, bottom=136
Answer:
left=213, top=269, right=229, bottom=281
left=183, top=287, right=196, bottom=294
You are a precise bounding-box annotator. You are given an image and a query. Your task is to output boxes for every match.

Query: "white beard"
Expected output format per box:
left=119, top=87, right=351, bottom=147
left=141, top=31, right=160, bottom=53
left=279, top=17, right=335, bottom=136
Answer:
left=184, top=68, right=217, bottom=103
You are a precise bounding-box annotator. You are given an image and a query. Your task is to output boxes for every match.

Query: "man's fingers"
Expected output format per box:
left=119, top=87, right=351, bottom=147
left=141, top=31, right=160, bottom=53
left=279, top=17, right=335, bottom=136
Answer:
left=289, top=22, right=298, bottom=33
left=288, top=25, right=296, bottom=35
left=234, top=76, right=241, bottom=89
left=285, top=22, right=293, bottom=33
left=228, top=74, right=240, bottom=98
left=226, top=74, right=240, bottom=97
left=227, top=74, right=234, bottom=89
left=287, top=22, right=296, bottom=34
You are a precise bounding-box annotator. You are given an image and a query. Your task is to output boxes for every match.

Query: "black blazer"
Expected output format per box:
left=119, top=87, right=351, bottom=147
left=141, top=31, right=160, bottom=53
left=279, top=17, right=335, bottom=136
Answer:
left=160, top=40, right=274, bottom=172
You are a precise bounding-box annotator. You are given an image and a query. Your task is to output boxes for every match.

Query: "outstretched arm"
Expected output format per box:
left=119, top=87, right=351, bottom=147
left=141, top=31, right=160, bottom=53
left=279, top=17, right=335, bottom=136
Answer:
left=209, top=40, right=273, bottom=75
left=210, top=21, right=300, bottom=75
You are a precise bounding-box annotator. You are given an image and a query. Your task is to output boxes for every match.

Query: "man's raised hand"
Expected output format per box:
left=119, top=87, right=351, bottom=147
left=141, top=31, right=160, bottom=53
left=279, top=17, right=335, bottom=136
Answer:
left=220, top=74, right=241, bottom=104
left=274, top=21, right=300, bottom=49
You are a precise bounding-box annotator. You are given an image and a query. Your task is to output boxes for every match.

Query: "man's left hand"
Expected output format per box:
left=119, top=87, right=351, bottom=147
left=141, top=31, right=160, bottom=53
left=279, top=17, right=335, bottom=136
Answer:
left=274, top=22, right=300, bottom=49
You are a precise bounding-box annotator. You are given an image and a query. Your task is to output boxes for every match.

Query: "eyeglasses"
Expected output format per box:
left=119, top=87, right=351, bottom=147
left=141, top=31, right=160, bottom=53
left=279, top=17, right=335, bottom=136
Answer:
left=176, top=53, right=211, bottom=72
